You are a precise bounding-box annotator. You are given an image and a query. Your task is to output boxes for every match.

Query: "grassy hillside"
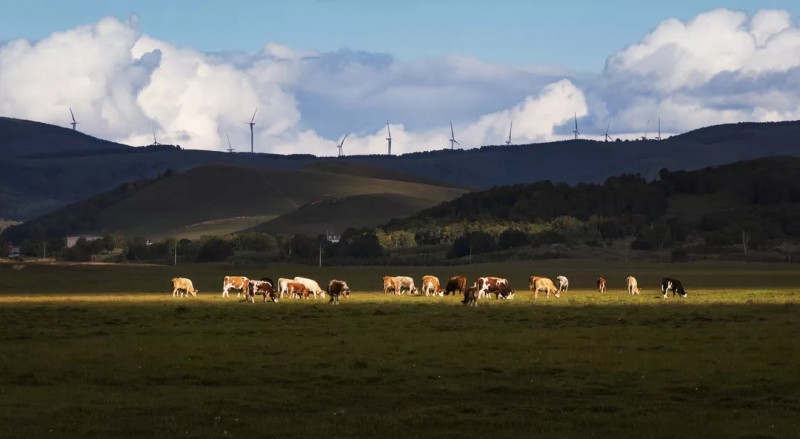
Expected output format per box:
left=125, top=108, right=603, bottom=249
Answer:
left=4, top=162, right=467, bottom=240
left=250, top=193, right=446, bottom=236
left=2, top=117, right=800, bottom=220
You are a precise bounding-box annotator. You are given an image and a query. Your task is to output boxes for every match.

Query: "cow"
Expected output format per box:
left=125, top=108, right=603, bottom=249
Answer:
left=444, top=275, right=467, bottom=296
left=328, top=279, right=350, bottom=305
left=395, top=276, right=418, bottom=295
left=661, top=278, right=687, bottom=298
left=278, top=278, right=292, bottom=299
left=294, top=277, right=326, bottom=299
left=421, top=275, right=442, bottom=296
left=286, top=282, right=312, bottom=299
left=462, top=287, right=478, bottom=307
left=247, top=278, right=278, bottom=303
left=171, top=277, right=197, bottom=297
left=530, top=276, right=559, bottom=299
left=383, top=276, right=399, bottom=295
left=222, top=276, right=249, bottom=298
left=474, top=277, right=509, bottom=299
left=494, top=283, right=515, bottom=299
left=597, top=277, right=607, bottom=294
left=556, top=276, right=569, bottom=295
left=626, top=276, right=640, bottom=295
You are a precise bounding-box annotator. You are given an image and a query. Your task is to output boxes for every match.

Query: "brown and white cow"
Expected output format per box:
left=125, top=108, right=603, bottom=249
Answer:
left=328, top=279, right=350, bottom=305
left=222, top=276, right=249, bottom=298
left=294, top=276, right=325, bottom=299
left=248, top=278, right=278, bottom=303
left=421, top=275, right=442, bottom=296
left=383, top=276, right=399, bottom=295
left=462, top=287, right=479, bottom=307
left=286, top=282, right=312, bottom=299
left=444, top=275, right=467, bottom=296
left=475, top=277, right=509, bottom=299
left=395, top=276, right=418, bottom=295
left=172, top=277, right=198, bottom=297
left=597, top=277, right=607, bottom=293
left=626, top=276, right=640, bottom=295
left=530, top=276, right=559, bottom=299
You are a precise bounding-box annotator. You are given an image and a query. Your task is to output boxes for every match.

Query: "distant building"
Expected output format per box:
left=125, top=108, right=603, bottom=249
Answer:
left=65, top=235, right=103, bottom=248
left=326, top=231, right=340, bottom=244
left=8, top=245, right=20, bottom=259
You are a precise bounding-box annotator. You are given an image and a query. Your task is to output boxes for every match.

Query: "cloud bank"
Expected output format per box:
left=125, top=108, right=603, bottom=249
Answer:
left=1, top=9, right=799, bottom=155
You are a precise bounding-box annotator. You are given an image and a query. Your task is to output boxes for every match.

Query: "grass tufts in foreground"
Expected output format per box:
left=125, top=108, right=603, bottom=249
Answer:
left=0, top=289, right=798, bottom=438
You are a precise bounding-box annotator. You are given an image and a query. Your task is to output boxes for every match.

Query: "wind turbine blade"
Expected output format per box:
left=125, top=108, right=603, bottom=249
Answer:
left=69, top=107, right=76, bottom=123
left=454, top=140, right=460, bottom=145
left=387, top=121, right=391, bottom=138
left=450, top=121, right=454, bottom=138
left=606, top=121, right=611, bottom=135
left=226, top=132, right=232, bottom=147
left=250, top=107, right=258, bottom=123
left=341, top=134, right=348, bottom=146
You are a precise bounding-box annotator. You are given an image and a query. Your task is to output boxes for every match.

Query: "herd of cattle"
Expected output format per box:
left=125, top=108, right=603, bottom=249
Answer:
left=170, top=274, right=688, bottom=305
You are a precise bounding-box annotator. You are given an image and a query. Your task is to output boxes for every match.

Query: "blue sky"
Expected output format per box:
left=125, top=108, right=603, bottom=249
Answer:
left=1, top=2, right=800, bottom=154
left=1, top=0, right=798, bottom=72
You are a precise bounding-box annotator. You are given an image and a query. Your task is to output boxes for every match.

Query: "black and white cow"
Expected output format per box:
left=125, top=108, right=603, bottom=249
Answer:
left=328, top=279, right=350, bottom=305
left=661, top=277, right=687, bottom=298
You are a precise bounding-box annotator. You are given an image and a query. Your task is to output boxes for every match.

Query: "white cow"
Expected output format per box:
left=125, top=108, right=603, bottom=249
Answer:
left=395, top=276, right=418, bottom=295
left=172, top=277, right=198, bottom=297
left=278, top=278, right=292, bottom=299
left=293, top=277, right=326, bottom=299
left=556, top=276, right=569, bottom=295
left=626, top=276, right=640, bottom=295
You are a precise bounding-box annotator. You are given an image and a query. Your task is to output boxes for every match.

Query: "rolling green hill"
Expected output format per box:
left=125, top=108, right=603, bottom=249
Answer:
left=3, top=162, right=468, bottom=240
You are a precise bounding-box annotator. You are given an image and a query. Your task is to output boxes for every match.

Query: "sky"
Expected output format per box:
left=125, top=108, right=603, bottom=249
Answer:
left=1, top=1, right=800, bottom=155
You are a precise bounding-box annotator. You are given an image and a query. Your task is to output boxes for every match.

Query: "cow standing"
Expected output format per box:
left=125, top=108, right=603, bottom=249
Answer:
left=395, top=276, right=418, bottom=295
left=328, top=279, right=350, bottom=305
left=383, top=276, right=399, bottom=295
left=475, top=277, right=509, bottom=299
left=278, top=278, right=292, bottom=299
left=597, top=277, right=607, bottom=293
left=222, top=276, right=249, bottom=298
left=556, top=276, right=569, bottom=295
left=171, top=277, right=198, bottom=297
left=530, top=276, right=559, bottom=299
left=626, top=276, right=640, bottom=295
left=444, top=276, right=467, bottom=296
left=462, top=287, right=478, bottom=307
left=661, top=278, right=687, bottom=298
left=286, top=282, right=312, bottom=299
left=248, top=278, right=278, bottom=303
left=294, top=277, right=326, bottom=299
left=421, top=275, right=442, bottom=296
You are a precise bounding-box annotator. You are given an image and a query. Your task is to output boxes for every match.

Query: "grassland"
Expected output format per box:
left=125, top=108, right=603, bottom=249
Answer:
left=0, top=260, right=798, bottom=438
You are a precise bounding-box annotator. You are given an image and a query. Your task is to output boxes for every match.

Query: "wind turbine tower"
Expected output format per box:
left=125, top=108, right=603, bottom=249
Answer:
left=151, top=126, right=160, bottom=146
left=69, top=108, right=79, bottom=131
left=226, top=132, right=235, bottom=153
left=572, top=114, right=580, bottom=139
left=386, top=121, right=392, bottom=155
left=604, top=122, right=612, bottom=142
left=336, top=134, right=348, bottom=157
left=656, top=117, right=662, bottom=141
left=506, top=120, right=513, bottom=146
left=449, top=121, right=460, bottom=150
left=643, top=119, right=650, bottom=141
left=245, top=107, right=258, bottom=153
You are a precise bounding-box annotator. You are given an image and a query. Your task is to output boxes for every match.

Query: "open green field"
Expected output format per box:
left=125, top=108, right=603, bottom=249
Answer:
left=0, top=260, right=798, bottom=438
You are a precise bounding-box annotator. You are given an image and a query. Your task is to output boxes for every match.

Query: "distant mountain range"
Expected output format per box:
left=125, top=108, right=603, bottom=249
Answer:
left=1, top=116, right=799, bottom=222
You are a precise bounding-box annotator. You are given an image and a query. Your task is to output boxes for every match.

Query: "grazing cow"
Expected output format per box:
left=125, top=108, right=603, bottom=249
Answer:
left=494, top=283, right=515, bottom=299
left=383, top=276, right=399, bottom=295
left=395, top=276, right=418, bottom=295
left=530, top=276, right=559, bottom=299
left=462, top=287, right=478, bottom=307
left=286, top=282, right=312, bottom=299
left=444, top=275, right=467, bottom=296
left=171, top=277, right=198, bottom=297
left=474, top=277, right=509, bottom=299
left=597, top=277, right=607, bottom=294
left=294, top=277, right=326, bottom=299
left=626, top=276, right=640, bottom=295
left=248, top=278, right=278, bottom=303
left=328, top=279, right=350, bottom=305
left=556, top=276, right=569, bottom=295
left=421, top=275, right=442, bottom=296
left=278, top=278, right=292, bottom=299
left=661, top=278, right=687, bottom=298
left=222, top=276, right=249, bottom=298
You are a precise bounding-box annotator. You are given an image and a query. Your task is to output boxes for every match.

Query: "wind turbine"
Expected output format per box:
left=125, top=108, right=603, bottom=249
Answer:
left=449, top=121, right=460, bottom=150
left=604, top=122, right=612, bottom=142
left=226, top=132, right=235, bottom=153
left=656, top=117, right=662, bottom=141
left=505, top=120, right=513, bottom=146
left=336, top=134, right=348, bottom=157
left=385, top=121, right=392, bottom=155
left=69, top=108, right=79, bottom=131
left=151, top=125, right=160, bottom=146
left=572, top=114, right=580, bottom=139
left=643, top=119, right=649, bottom=141
left=245, top=107, right=258, bottom=153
